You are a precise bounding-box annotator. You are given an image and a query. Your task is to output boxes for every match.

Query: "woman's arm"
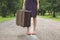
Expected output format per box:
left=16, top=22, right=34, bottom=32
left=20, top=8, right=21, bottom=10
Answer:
left=37, top=0, right=39, bottom=10
left=23, top=0, right=26, bottom=9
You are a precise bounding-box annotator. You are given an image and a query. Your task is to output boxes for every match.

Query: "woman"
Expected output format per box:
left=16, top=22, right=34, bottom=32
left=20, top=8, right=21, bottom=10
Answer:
left=23, top=0, right=39, bottom=35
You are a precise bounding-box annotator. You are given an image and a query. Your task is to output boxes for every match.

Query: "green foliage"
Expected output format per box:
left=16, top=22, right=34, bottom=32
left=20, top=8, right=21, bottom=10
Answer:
left=0, top=16, right=15, bottom=22
left=0, top=0, right=23, bottom=17
left=39, top=0, right=60, bottom=17
left=39, top=13, right=60, bottom=22
left=40, top=0, right=60, bottom=11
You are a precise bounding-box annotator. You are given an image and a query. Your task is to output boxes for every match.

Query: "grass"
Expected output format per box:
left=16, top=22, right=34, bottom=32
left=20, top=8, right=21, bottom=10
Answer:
left=0, top=16, right=15, bottom=22
left=38, top=13, right=60, bottom=22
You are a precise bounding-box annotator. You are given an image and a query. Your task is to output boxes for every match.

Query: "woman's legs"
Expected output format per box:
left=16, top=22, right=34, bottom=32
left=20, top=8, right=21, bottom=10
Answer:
left=33, top=17, right=36, bottom=33
left=27, top=16, right=37, bottom=35
left=31, top=17, right=36, bottom=34
left=27, top=27, right=29, bottom=33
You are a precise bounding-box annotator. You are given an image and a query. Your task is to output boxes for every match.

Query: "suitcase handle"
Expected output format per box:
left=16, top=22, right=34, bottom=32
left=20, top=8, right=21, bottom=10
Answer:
left=19, top=10, right=32, bottom=13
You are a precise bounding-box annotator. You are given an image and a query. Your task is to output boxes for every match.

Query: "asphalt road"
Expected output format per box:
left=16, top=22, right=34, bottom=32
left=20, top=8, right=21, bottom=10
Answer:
left=0, top=17, right=60, bottom=40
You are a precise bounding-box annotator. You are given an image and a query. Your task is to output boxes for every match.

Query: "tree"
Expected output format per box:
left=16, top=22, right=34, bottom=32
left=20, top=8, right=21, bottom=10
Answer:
left=1, top=0, right=8, bottom=17
left=7, top=0, right=23, bottom=16
left=39, top=0, right=60, bottom=17
left=0, top=0, right=23, bottom=17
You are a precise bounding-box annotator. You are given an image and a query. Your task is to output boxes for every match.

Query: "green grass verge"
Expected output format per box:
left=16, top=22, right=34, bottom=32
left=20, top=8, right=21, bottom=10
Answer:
left=0, top=16, right=16, bottom=22
left=39, top=15, right=60, bottom=22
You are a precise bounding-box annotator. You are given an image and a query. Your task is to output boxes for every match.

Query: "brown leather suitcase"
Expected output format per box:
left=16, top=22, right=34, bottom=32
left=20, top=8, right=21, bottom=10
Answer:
left=16, top=10, right=31, bottom=27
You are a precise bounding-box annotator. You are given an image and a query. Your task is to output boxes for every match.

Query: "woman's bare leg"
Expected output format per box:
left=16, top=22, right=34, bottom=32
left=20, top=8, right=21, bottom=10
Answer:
left=27, top=27, right=30, bottom=35
left=33, top=17, right=37, bottom=34
left=27, top=27, right=29, bottom=32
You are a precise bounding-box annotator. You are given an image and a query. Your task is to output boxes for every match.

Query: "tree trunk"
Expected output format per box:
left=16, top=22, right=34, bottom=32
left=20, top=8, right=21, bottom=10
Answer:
left=52, top=11, right=56, bottom=17
left=14, top=13, right=15, bottom=16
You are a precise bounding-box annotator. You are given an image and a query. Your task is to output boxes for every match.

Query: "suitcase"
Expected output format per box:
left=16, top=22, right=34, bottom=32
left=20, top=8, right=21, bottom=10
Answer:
left=16, top=10, right=31, bottom=27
